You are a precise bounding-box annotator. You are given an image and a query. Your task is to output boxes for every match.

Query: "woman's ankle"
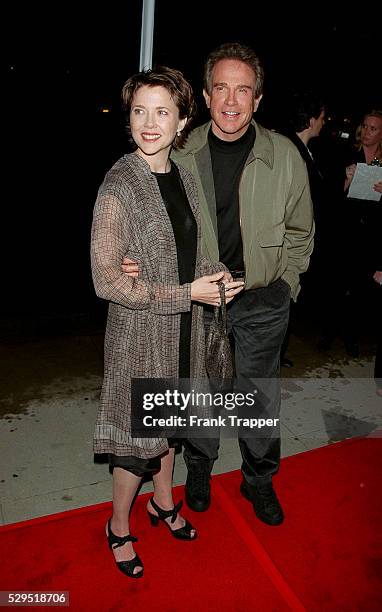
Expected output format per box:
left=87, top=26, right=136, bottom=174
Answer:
left=151, top=495, right=174, bottom=511
left=110, top=516, right=130, bottom=535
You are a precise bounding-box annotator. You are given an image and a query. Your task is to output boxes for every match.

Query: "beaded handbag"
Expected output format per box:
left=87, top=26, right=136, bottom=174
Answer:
left=205, top=281, right=233, bottom=382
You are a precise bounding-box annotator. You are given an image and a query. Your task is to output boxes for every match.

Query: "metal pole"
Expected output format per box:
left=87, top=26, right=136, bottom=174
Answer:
left=139, top=0, right=155, bottom=71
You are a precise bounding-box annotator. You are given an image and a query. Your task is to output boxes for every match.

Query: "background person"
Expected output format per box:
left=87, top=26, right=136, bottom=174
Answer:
left=279, top=91, right=326, bottom=366
left=340, top=110, right=382, bottom=357
left=373, top=270, right=382, bottom=397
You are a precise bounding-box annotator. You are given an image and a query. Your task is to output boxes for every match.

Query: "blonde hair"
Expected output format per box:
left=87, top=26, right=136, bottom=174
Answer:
left=355, top=110, right=382, bottom=161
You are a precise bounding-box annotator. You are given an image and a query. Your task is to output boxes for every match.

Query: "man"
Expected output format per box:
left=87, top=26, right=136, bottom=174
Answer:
left=282, top=92, right=325, bottom=222
left=279, top=92, right=326, bottom=363
left=123, top=43, right=314, bottom=525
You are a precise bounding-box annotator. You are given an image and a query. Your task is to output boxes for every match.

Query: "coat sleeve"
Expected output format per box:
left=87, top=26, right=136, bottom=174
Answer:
left=282, top=156, right=315, bottom=301
left=197, top=256, right=227, bottom=277
left=91, top=192, right=191, bottom=315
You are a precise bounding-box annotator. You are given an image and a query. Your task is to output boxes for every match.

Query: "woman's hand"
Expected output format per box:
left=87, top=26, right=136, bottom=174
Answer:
left=373, top=181, right=382, bottom=194
left=121, top=259, right=245, bottom=304
left=344, top=164, right=356, bottom=191
left=373, top=271, right=382, bottom=285
left=191, top=272, right=244, bottom=306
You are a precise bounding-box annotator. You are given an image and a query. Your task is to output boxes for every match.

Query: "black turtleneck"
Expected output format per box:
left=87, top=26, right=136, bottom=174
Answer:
left=208, top=125, right=255, bottom=272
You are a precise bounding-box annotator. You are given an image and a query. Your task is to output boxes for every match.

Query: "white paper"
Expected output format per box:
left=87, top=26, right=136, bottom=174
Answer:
left=347, top=163, right=382, bottom=201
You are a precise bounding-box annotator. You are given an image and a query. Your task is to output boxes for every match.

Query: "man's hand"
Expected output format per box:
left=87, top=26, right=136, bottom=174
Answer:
left=122, top=257, right=139, bottom=278
left=373, top=181, right=382, bottom=194
left=373, top=271, right=382, bottom=285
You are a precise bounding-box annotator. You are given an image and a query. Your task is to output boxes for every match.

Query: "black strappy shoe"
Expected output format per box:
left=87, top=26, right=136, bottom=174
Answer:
left=147, top=497, right=197, bottom=540
left=106, top=519, right=144, bottom=578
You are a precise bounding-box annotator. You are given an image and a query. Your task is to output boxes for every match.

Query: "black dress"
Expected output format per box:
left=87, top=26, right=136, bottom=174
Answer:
left=109, top=161, right=197, bottom=476
left=155, top=161, right=197, bottom=378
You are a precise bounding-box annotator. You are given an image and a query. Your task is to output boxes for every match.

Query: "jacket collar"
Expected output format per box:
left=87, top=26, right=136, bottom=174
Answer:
left=183, top=120, right=274, bottom=169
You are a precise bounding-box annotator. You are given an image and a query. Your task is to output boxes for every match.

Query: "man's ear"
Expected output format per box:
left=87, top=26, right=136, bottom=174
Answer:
left=203, top=89, right=211, bottom=109
left=253, top=94, right=263, bottom=112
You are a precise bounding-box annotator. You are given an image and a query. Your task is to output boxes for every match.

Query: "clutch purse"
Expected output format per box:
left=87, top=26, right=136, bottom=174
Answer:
left=205, top=281, right=233, bottom=381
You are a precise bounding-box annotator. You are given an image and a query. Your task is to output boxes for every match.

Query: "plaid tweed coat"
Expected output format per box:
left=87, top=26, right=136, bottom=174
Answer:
left=91, top=153, right=225, bottom=458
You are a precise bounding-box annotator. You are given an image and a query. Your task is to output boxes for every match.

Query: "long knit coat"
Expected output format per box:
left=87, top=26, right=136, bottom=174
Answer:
left=91, top=153, right=225, bottom=459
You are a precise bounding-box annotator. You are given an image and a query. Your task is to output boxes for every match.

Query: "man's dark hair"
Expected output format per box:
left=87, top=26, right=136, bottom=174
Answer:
left=287, top=92, right=325, bottom=133
left=122, top=66, right=197, bottom=149
left=204, top=42, right=264, bottom=99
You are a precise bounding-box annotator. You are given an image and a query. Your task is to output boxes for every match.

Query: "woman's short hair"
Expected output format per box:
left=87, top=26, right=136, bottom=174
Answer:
left=122, top=66, right=197, bottom=149
left=203, top=42, right=264, bottom=99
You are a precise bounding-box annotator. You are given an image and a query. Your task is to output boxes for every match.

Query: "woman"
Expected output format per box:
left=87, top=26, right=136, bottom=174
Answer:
left=339, top=110, right=382, bottom=357
left=373, top=270, right=382, bottom=397
left=90, top=66, right=243, bottom=578
left=344, top=110, right=382, bottom=189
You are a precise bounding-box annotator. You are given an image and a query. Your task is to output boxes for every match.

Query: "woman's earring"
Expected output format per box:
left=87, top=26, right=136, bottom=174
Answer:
left=177, top=130, right=181, bottom=136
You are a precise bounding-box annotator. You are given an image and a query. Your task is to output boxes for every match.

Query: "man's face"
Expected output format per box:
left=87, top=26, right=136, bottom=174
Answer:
left=203, top=59, right=262, bottom=142
left=311, top=110, right=325, bottom=137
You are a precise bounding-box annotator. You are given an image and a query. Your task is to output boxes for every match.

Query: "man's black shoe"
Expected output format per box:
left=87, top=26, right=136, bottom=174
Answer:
left=185, top=462, right=211, bottom=512
left=240, top=478, right=284, bottom=526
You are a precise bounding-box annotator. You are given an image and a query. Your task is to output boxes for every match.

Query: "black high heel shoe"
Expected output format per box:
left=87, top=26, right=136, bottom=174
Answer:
left=106, top=519, right=144, bottom=578
left=147, top=497, right=197, bottom=540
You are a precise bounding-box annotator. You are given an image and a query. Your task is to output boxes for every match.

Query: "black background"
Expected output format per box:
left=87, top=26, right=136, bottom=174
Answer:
left=2, top=2, right=381, bottom=320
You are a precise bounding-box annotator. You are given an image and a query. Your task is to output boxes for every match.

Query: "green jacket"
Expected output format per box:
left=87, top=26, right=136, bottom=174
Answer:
left=173, top=120, right=314, bottom=300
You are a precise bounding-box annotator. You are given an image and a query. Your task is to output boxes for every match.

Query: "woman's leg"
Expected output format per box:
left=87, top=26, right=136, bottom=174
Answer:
left=109, top=467, right=143, bottom=573
left=148, top=448, right=196, bottom=536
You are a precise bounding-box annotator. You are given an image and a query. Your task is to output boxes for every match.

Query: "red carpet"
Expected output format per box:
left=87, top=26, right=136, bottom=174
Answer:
left=1, top=438, right=381, bottom=611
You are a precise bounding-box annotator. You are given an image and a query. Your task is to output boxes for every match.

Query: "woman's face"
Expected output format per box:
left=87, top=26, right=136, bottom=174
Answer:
left=360, top=115, right=382, bottom=148
left=130, top=85, right=186, bottom=167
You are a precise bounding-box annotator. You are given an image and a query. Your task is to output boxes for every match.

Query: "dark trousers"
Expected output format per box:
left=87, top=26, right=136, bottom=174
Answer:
left=375, top=285, right=382, bottom=388
left=183, top=278, right=290, bottom=485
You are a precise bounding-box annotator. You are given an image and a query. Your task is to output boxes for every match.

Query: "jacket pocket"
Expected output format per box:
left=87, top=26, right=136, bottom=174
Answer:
left=258, top=225, right=284, bottom=247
